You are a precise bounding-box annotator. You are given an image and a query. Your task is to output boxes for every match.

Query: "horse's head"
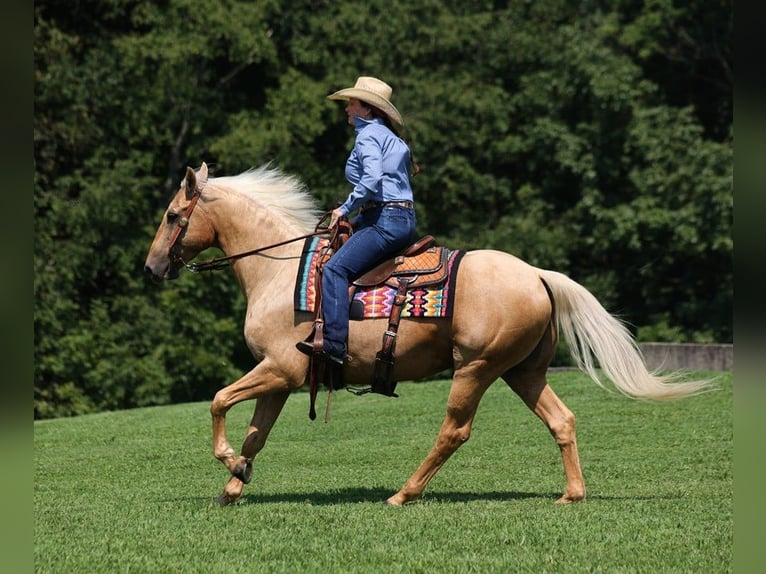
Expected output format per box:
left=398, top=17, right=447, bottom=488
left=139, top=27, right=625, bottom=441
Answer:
left=144, top=163, right=215, bottom=282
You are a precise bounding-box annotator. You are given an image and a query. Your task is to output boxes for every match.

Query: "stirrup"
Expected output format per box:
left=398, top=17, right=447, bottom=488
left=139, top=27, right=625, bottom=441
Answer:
left=296, top=340, right=314, bottom=356
left=345, top=385, right=399, bottom=398
left=346, top=385, right=373, bottom=396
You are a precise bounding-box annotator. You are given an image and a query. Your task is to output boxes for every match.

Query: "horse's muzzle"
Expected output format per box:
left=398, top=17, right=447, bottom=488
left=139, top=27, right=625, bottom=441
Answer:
left=144, top=265, right=163, bottom=283
left=144, top=263, right=178, bottom=283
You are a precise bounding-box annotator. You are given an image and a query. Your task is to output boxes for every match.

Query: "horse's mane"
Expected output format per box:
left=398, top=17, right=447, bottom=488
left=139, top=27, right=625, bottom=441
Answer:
left=205, top=165, right=323, bottom=233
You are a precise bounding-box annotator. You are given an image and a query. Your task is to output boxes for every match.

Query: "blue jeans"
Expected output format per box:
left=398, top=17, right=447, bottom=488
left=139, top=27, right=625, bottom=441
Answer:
left=321, top=205, right=417, bottom=358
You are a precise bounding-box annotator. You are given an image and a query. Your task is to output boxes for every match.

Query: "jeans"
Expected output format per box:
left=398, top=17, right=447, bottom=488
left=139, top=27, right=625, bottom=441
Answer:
left=321, top=205, right=417, bottom=358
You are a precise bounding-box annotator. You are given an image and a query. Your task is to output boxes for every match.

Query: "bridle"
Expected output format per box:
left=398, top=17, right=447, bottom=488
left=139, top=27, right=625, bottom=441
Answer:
left=166, top=184, right=345, bottom=273
left=167, top=184, right=203, bottom=267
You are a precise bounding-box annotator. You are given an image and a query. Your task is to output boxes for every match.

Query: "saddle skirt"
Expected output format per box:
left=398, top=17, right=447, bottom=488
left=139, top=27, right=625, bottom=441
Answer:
left=294, top=236, right=465, bottom=319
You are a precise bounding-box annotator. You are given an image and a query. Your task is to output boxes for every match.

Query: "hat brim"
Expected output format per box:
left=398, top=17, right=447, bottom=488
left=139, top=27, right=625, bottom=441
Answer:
left=328, top=88, right=404, bottom=126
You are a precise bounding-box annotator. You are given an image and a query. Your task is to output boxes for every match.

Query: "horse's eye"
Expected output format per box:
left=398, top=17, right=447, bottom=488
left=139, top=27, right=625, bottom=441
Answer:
left=167, top=212, right=179, bottom=224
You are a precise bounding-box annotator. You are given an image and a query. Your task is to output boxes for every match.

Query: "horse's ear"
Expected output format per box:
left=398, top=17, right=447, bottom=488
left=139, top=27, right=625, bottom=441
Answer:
left=184, top=166, right=197, bottom=199
left=197, top=162, right=209, bottom=189
left=184, top=163, right=209, bottom=199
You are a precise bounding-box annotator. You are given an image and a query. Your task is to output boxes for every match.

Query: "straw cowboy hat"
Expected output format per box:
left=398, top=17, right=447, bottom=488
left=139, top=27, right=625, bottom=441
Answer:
left=327, top=76, right=404, bottom=126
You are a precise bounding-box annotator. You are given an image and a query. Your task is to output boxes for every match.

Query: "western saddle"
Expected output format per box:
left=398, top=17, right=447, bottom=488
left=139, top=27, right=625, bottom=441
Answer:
left=301, top=222, right=450, bottom=420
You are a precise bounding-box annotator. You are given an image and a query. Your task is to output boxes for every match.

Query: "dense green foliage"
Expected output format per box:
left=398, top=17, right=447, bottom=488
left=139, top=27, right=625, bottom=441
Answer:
left=34, top=373, right=733, bottom=573
left=34, top=1, right=732, bottom=418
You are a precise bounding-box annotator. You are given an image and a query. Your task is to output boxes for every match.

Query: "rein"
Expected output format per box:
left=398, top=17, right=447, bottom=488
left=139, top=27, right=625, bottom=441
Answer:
left=184, top=229, right=328, bottom=273
left=181, top=210, right=340, bottom=273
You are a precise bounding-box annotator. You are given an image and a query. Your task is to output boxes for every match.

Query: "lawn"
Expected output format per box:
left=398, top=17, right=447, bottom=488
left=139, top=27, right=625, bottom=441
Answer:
left=34, top=371, right=732, bottom=573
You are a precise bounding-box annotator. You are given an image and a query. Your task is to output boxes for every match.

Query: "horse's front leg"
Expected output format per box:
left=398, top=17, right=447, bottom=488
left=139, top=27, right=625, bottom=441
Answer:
left=214, top=391, right=291, bottom=506
left=210, top=362, right=295, bottom=504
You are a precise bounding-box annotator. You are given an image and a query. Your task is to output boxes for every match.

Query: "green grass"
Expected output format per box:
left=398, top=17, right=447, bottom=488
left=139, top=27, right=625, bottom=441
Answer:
left=34, top=372, right=732, bottom=573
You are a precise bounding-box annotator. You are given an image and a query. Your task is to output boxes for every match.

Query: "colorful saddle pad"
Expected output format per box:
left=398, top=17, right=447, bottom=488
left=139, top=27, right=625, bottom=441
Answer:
left=294, top=236, right=465, bottom=319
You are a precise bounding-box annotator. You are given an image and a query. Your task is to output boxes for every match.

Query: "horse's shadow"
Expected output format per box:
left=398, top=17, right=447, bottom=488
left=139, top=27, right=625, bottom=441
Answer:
left=168, top=488, right=676, bottom=506
left=231, top=487, right=559, bottom=506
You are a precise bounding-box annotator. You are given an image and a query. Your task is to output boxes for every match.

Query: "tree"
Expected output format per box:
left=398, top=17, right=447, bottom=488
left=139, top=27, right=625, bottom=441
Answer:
left=34, top=0, right=732, bottom=418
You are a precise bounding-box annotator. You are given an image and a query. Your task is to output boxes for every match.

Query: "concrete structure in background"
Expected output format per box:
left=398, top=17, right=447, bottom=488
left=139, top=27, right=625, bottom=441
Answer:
left=638, top=343, right=733, bottom=372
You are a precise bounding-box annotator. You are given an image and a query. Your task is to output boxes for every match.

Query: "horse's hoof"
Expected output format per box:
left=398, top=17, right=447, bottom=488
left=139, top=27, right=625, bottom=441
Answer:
left=555, top=492, right=586, bottom=504
left=232, top=457, right=253, bottom=484
left=214, top=492, right=238, bottom=506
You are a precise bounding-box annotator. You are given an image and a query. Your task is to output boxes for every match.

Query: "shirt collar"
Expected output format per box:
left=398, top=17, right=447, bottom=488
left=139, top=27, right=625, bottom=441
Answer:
left=353, top=116, right=384, bottom=132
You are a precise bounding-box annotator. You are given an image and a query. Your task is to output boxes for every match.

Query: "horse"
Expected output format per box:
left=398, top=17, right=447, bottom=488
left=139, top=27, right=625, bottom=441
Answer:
left=144, top=162, right=714, bottom=507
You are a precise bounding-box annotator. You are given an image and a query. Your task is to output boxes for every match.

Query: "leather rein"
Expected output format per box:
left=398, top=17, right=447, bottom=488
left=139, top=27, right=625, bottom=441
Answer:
left=167, top=186, right=338, bottom=273
left=186, top=228, right=330, bottom=273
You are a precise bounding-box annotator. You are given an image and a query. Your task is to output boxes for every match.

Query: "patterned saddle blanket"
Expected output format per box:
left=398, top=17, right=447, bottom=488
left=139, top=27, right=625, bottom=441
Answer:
left=294, top=236, right=465, bottom=319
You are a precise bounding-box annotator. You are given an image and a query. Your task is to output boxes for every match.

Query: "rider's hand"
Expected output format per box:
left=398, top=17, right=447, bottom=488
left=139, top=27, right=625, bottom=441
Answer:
left=329, top=208, right=344, bottom=229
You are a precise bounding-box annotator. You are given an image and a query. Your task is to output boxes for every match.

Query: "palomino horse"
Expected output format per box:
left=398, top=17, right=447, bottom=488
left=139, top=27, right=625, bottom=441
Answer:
left=144, top=162, right=714, bottom=506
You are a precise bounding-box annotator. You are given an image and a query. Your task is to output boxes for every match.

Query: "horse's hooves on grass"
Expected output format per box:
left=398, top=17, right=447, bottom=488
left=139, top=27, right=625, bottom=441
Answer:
left=232, top=457, right=253, bottom=484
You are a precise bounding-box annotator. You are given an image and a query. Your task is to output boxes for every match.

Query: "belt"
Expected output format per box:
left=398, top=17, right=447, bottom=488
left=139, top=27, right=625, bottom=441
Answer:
left=360, top=200, right=414, bottom=212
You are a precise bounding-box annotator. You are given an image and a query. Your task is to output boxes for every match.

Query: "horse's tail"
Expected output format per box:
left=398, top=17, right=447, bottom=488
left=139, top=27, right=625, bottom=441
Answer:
left=537, top=269, right=717, bottom=400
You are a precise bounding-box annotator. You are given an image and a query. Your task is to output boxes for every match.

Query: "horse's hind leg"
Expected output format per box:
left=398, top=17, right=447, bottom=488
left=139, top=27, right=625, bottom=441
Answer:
left=386, top=370, right=493, bottom=507
left=504, top=370, right=586, bottom=503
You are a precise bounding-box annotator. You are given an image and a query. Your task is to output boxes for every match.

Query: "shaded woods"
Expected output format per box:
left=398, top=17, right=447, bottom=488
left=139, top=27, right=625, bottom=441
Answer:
left=34, top=0, right=732, bottom=418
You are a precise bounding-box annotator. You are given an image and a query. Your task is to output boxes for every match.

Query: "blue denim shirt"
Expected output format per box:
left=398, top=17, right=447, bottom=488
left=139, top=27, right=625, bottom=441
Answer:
left=337, top=117, right=414, bottom=216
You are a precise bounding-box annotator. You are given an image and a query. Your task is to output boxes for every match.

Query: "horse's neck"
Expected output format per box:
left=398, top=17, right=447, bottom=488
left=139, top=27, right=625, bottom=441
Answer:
left=207, top=190, right=306, bottom=299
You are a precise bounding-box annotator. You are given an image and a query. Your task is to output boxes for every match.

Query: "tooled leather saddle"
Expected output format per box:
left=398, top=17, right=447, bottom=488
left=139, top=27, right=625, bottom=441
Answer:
left=352, top=235, right=447, bottom=289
